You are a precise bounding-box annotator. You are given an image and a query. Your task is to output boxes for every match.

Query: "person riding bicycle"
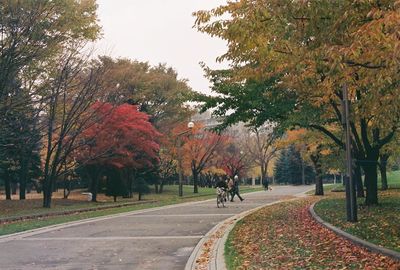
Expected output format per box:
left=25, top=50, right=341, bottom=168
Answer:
left=215, top=178, right=228, bottom=202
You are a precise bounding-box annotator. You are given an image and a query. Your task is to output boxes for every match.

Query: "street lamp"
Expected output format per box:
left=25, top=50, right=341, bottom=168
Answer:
left=177, top=121, right=194, bottom=197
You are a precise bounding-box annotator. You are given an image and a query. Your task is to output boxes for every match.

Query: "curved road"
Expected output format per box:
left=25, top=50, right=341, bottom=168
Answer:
left=0, top=185, right=310, bottom=270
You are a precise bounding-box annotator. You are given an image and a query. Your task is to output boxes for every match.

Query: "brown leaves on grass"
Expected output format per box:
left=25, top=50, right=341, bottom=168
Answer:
left=316, top=189, right=400, bottom=252
left=229, top=198, right=400, bottom=270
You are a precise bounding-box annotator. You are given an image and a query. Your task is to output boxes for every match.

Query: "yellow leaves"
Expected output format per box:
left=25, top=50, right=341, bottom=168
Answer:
left=320, top=148, right=332, bottom=156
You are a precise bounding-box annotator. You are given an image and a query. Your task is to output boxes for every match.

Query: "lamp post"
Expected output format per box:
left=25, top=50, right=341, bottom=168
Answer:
left=177, top=121, right=194, bottom=197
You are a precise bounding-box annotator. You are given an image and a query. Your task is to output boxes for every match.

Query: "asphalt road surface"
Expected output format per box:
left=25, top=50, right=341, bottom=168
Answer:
left=0, top=185, right=311, bottom=270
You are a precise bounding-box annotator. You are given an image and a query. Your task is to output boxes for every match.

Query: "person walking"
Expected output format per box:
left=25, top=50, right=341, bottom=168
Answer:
left=227, top=177, right=234, bottom=201
left=263, top=178, right=269, bottom=191
left=230, top=175, right=244, bottom=202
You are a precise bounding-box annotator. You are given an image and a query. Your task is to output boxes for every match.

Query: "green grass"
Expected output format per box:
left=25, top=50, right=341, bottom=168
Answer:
left=305, top=183, right=337, bottom=195
left=0, top=185, right=262, bottom=236
left=306, top=169, right=400, bottom=195
left=225, top=221, right=244, bottom=270
left=384, top=170, right=400, bottom=188
left=314, top=189, right=400, bottom=252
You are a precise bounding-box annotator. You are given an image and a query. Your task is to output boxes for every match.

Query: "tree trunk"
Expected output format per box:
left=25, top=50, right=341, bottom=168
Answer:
left=4, top=173, right=11, bottom=200
left=154, top=183, right=159, bottom=194
left=159, top=181, right=164, bottom=193
left=193, top=171, right=199, bottom=194
left=260, top=164, right=266, bottom=187
left=63, top=179, right=71, bottom=199
left=128, top=170, right=133, bottom=198
left=138, top=192, right=142, bottom=201
left=90, top=175, right=99, bottom=202
left=11, top=182, right=17, bottom=195
left=363, top=155, right=379, bottom=205
left=62, top=161, right=70, bottom=199
left=379, top=154, right=389, bottom=190
left=113, top=195, right=117, bottom=202
left=86, top=165, right=101, bottom=202
left=313, top=163, right=323, bottom=195
left=354, top=164, right=364, bottom=198
left=19, top=156, right=29, bottom=200
left=43, top=176, right=53, bottom=208
left=310, top=153, right=323, bottom=196
left=315, top=174, right=324, bottom=196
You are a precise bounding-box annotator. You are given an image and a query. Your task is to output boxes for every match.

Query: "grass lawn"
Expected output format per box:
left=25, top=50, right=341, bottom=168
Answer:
left=225, top=196, right=400, bottom=269
left=385, top=170, right=400, bottom=188
left=315, top=171, right=400, bottom=252
left=313, top=170, right=400, bottom=252
left=314, top=189, right=400, bottom=252
left=0, top=184, right=262, bottom=236
left=307, top=170, right=400, bottom=195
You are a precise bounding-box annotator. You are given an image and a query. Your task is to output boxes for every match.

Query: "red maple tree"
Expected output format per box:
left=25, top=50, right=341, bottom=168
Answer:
left=75, top=102, right=161, bottom=201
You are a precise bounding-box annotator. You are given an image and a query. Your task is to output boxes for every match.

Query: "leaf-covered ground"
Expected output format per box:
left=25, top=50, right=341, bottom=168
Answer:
left=226, top=197, right=400, bottom=270
left=315, top=189, right=400, bottom=252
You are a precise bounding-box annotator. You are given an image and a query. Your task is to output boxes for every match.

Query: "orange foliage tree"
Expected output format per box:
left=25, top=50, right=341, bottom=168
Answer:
left=178, top=123, right=227, bottom=193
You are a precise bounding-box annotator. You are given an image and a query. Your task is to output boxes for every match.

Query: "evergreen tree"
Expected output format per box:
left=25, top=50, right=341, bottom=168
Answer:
left=287, top=145, right=302, bottom=185
left=274, top=149, right=289, bottom=184
left=105, top=168, right=128, bottom=202
left=274, top=145, right=312, bottom=185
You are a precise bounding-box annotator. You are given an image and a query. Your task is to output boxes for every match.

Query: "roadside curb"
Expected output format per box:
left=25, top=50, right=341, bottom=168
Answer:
left=309, top=203, right=400, bottom=261
left=184, top=190, right=267, bottom=270
left=0, top=196, right=222, bottom=242
left=0, top=187, right=260, bottom=225
left=0, top=200, right=156, bottom=225
left=0, top=189, right=264, bottom=243
left=186, top=189, right=313, bottom=270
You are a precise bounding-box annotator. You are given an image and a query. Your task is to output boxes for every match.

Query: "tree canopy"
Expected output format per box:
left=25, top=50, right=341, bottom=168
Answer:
left=194, top=0, right=400, bottom=205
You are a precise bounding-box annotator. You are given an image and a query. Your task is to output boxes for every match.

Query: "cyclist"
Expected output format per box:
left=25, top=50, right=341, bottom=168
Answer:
left=215, top=177, right=228, bottom=202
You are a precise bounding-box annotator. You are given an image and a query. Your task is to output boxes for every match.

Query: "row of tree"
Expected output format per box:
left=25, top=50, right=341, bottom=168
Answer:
left=193, top=0, right=400, bottom=205
left=0, top=1, right=284, bottom=207
left=2, top=1, right=370, bottom=208
left=0, top=1, right=198, bottom=207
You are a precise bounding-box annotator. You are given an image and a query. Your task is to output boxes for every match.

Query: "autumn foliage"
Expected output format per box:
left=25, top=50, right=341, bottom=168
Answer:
left=172, top=123, right=227, bottom=193
left=228, top=198, right=400, bottom=270
left=76, top=102, right=161, bottom=169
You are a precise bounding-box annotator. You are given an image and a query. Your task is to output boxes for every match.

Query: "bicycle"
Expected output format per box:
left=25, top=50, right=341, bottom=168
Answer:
left=216, top=187, right=226, bottom=208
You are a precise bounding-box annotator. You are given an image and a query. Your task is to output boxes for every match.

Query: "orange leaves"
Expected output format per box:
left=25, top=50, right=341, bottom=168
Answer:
left=179, top=124, right=228, bottom=175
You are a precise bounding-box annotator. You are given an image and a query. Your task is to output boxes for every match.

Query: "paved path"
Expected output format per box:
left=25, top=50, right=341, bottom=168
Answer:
left=0, top=185, right=311, bottom=270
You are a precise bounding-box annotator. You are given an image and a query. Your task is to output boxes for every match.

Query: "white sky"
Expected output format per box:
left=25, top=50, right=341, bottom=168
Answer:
left=95, top=0, right=228, bottom=94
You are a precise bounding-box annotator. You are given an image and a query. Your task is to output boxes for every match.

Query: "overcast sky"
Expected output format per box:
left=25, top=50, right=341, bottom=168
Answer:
left=95, top=0, right=228, bottom=94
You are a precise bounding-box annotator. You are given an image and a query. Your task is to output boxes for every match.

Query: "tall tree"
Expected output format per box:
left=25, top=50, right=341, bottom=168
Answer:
left=274, top=146, right=305, bottom=185
left=194, top=0, right=400, bottom=205
left=75, top=102, right=161, bottom=202
left=41, top=51, right=107, bottom=208
left=97, top=57, right=193, bottom=133
left=0, top=0, right=100, bottom=113
left=0, top=0, right=101, bottom=205
left=244, top=125, right=279, bottom=184
left=219, top=141, right=250, bottom=178
left=179, top=124, right=226, bottom=193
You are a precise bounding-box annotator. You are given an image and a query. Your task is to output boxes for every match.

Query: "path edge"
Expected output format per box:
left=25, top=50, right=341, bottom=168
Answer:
left=0, top=196, right=228, bottom=243
left=309, top=202, right=400, bottom=261
left=186, top=189, right=312, bottom=270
